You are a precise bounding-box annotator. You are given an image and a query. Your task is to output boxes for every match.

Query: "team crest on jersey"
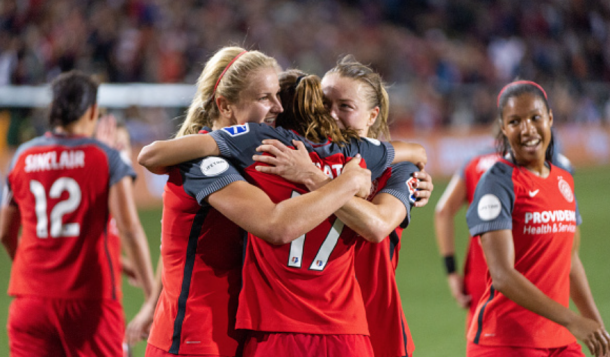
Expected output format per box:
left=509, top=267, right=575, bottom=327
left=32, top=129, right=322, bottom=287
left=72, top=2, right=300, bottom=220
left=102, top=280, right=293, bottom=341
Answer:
left=477, top=194, right=502, bottom=221
left=221, top=124, right=250, bottom=136
left=406, top=176, right=418, bottom=203
left=200, top=157, right=229, bottom=176
left=362, top=137, right=381, bottom=146
left=557, top=177, right=574, bottom=203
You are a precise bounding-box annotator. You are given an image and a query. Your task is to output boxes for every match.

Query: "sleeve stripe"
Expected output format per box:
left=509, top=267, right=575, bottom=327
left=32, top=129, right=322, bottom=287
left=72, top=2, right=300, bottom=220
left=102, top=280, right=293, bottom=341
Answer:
left=209, top=131, right=233, bottom=158
left=384, top=142, right=395, bottom=169
left=469, top=220, right=512, bottom=237
left=195, top=174, right=245, bottom=204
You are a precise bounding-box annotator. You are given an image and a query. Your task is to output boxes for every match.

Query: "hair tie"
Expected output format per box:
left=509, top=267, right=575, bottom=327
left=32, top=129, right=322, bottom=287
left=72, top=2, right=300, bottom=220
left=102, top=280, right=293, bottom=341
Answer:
left=497, top=80, right=547, bottom=107
left=295, top=75, right=306, bottom=86
left=212, top=51, right=247, bottom=99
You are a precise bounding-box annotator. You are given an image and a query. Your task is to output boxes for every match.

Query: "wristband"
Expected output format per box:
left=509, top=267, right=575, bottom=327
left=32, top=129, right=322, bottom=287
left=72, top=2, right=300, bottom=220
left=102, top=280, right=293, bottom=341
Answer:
left=444, top=255, right=456, bottom=275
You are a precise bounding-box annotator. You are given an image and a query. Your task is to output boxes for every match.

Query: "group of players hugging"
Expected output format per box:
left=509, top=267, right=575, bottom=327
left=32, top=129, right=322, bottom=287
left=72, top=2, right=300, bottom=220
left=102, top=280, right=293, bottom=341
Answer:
left=2, top=45, right=609, bottom=357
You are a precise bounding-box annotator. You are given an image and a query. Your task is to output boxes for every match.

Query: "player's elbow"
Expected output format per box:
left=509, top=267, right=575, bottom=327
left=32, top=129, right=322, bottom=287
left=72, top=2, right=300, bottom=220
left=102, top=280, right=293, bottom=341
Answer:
left=488, top=269, right=512, bottom=293
left=137, top=142, right=166, bottom=173
left=434, top=203, right=451, bottom=222
left=359, top=228, right=389, bottom=243
left=414, top=145, right=428, bottom=167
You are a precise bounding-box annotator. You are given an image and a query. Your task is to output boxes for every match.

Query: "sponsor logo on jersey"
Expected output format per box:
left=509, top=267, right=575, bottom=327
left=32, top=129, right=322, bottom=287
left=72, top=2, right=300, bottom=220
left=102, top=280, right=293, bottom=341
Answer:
left=524, top=210, right=576, bottom=224
left=291, top=257, right=299, bottom=264
left=528, top=189, right=539, bottom=197
left=406, top=176, right=418, bottom=203
left=315, top=260, right=323, bottom=267
left=24, top=150, right=85, bottom=172
left=221, top=124, right=250, bottom=136
left=523, top=210, right=577, bottom=235
left=363, top=137, right=381, bottom=146
left=200, top=157, right=229, bottom=176
left=477, top=194, right=502, bottom=221
left=557, top=177, right=574, bottom=202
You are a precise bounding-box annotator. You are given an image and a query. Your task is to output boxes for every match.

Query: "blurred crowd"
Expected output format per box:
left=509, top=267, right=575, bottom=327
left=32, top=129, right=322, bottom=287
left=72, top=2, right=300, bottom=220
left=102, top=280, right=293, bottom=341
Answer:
left=2, top=0, right=610, bottom=134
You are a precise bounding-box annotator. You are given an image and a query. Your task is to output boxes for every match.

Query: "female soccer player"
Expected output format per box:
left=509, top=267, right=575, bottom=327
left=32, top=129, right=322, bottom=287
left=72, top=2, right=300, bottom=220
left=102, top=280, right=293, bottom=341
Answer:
left=133, top=47, right=375, bottom=357
left=435, top=130, right=574, bottom=332
left=253, top=57, right=428, bottom=357
left=466, top=81, right=610, bottom=357
left=138, top=67, right=428, bottom=356
left=0, top=70, right=155, bottom=356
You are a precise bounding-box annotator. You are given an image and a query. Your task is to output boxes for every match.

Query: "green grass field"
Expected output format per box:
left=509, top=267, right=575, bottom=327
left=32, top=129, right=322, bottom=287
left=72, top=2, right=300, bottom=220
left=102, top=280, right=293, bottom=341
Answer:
left=1, top=166, right=609, bottom=356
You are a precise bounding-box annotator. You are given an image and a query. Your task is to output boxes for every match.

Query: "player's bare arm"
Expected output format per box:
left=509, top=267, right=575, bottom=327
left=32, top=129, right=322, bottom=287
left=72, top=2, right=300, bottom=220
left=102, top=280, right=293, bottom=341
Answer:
left=252, top=139, right=424, bottom=242
left=126, top=256, right=163, bottom=345
left=569, top=228, right=610, bottom=353
left=207, top=155, right=371, bottom=245
left=138, top=134, right=221, bottom=174
left=0, top=201, right=20, bottom=260
left=109, top=177, right=155, bottom=298
left=482, top=229, right=610, bottom=356
left=434, top=174, right=471, bottom=308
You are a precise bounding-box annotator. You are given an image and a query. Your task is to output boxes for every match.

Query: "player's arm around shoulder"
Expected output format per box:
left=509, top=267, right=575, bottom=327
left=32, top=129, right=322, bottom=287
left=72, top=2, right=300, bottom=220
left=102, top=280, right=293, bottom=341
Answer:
left=334, top=162, right=419, bottom=243
left=138, top=134, right=221, bottom=174
left=208, top=156, right=371, bottom=245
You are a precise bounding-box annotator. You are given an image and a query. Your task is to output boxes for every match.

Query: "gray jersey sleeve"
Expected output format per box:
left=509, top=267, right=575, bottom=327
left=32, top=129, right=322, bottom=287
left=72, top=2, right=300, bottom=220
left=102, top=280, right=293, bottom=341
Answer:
left=209, top=123, right=298, bottom=169
left=339, top=137, right=394, bottom=179
left=178, top=157, right=246, bottom=205
left=379, top=162, right=419, bottom=229
left=105, top=147, right=137, bottom=187
left=551, top=153, right=574, bottom=174
left=466, top=162, right=515, bottom=236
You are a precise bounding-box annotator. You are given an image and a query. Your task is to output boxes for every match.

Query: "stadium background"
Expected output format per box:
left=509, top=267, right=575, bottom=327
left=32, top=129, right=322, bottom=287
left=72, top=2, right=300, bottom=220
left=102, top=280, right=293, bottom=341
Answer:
left=0, top=0, right=609, bottom=356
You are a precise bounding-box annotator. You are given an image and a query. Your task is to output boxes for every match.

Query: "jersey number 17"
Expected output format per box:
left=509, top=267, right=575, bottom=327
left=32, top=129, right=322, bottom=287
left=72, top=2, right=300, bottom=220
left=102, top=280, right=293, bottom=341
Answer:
left=286, top=191, right=345, bottom=271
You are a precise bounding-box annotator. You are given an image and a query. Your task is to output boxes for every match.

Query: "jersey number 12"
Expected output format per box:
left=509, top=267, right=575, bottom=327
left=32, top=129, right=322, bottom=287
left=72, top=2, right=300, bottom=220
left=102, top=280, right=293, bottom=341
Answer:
left=30, top=177, right=82, bottom=238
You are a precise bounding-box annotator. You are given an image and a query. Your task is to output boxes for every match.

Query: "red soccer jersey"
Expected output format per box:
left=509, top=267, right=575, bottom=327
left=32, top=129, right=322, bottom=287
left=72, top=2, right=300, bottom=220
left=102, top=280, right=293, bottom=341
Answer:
left=466, top=159, right=581, bottom=348
left=354, top=162, right=418, bottom=357
left=209, top=123, right=394, bottom=335
left=6, top=133, right=135, bottom=300
left=147, top=129, right=247, bottom=356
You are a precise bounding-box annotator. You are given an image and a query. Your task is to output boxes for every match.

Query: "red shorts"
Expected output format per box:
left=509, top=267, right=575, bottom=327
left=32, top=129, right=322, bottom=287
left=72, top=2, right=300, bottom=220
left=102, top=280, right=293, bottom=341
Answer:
left=467, top=341, right=584, bottom=357
left=243, top=331, right=373, bottom=357
left=8, top=296, right=125, bottom=357
left=145, top=343, right=225, bottom=357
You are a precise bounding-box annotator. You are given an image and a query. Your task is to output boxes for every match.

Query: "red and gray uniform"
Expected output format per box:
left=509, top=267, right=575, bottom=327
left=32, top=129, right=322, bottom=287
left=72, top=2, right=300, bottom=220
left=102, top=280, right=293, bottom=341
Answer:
left=5, top=132, right=135, bottom=356
left=209, top=123, right=394, bottom=336
left=147, top=127, right=248, bottom=356
left=6, top=132, right=135, bottom=300
left=466, top=158, right=581, bottom=348
left=354, top=162, right=419, bottom=357
left=460, top=151, right=574, bottom=329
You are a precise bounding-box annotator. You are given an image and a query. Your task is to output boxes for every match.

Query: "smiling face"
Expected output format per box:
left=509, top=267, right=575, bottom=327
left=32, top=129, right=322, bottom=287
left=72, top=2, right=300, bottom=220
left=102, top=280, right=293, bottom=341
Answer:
left=321, top=73, right=379, bottom=137
left=500, top=92, right=553, bottom=169
left=226, top=67, right=283, bottom=127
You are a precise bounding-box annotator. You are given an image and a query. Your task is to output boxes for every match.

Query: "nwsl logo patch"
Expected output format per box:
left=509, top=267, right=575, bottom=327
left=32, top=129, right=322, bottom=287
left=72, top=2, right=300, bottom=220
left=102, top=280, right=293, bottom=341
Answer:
left=406, top=177, right=418, bottom=203
left=222, top=124, right=250, bottom=136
